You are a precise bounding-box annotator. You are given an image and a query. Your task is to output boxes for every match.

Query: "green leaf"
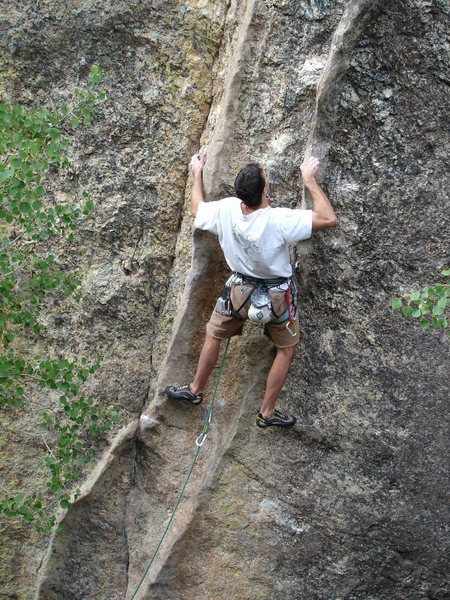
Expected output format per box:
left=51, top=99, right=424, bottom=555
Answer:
left=35, top=161, right=47, bottom=171
left=58, top=435, right=71, bottom=448
left=0, top=170, right=14, bottom=181
left=82, top=109, right=91, bottom=125
left=437, top=297, right=447, bottom=309
left=402, top=306, right=414, bottom=318
left=19, top=202, right=32, bottom=215
left=391, top=298, right=402, bottom=310
left=70, top=117, right=79, bottom=129
left=83, top=199, right=94, bottom=215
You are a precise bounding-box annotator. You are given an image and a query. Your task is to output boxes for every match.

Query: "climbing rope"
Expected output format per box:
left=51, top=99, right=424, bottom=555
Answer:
left=129, top=337, right=231, bottom=599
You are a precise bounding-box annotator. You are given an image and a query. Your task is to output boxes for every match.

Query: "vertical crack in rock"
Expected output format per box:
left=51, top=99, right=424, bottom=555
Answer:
left=305, top=0, right=385, bottom=169
left=296, top=0, right=385, bottom=278
left=123, top=491, right=131, bottom=589
left=128, top=2, right=261, bottom=597
left=140, top=0, right=259, bottom=416
left=122, top=383, right=151, bottom=590
left=202, top=0, right=258, bottom=191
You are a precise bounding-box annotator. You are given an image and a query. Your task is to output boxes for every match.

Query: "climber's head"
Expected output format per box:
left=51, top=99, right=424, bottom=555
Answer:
left=234, top=163, right=268, bottom=208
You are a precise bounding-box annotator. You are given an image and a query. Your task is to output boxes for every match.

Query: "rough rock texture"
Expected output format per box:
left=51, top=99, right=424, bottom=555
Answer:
left=1, top=0, right=449, bottom=599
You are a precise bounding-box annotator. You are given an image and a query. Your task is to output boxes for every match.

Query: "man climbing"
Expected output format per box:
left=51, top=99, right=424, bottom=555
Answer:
left=165, top=152, right=336, bottom=428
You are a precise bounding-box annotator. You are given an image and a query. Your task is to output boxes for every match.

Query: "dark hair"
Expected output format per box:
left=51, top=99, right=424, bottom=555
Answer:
left=234, top=163, right=265, bottom=208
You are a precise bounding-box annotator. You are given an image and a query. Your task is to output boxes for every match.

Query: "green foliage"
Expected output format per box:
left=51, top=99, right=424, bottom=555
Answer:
left=0, top=66, right=118, bottom=531
left=392, top=268, right=449, bottom=334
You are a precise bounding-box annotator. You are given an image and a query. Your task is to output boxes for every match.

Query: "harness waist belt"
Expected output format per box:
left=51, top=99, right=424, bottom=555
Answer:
left=235, top=272, right=289, bottom=286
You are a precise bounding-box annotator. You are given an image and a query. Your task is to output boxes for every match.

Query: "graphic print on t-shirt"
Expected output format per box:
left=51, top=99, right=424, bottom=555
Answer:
left=232, top=223, right=266, bottom=272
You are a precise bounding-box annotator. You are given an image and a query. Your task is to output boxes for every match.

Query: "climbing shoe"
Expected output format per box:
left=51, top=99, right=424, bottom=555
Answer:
left=165, top=384, right=203, bottom=406
left=256, top=409, right=297, bottom=428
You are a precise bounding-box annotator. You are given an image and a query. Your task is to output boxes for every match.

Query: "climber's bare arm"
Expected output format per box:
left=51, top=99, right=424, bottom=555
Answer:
left=301, top=157, right=337, bottom=231
left=191, top=153, right=206, bottom=217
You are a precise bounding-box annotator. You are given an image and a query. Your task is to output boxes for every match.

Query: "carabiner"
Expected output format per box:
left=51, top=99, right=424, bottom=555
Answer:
left=286, top=320, right=297, bottom=337
left=196, top=432, right=207, bottom=447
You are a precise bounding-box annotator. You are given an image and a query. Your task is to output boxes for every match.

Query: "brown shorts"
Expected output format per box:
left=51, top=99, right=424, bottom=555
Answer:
left=206, top=282, right=299, bottom=348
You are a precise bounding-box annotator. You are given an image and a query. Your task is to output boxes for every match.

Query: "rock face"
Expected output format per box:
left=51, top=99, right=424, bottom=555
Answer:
left=1, top=0, right=449, bottom=599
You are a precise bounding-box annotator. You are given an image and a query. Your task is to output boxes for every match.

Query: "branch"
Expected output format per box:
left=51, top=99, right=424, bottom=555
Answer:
left=1, top=230, right=26, bottom=250
left=0, top=483, right=15, bottom=497
left=59, top=82, right=102, bottom=125
left=41, top=436, right=58, bottom=462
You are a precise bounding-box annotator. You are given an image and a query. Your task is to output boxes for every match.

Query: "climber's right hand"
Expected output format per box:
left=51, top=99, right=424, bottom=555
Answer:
left=190, top=152, right=207, bottom=176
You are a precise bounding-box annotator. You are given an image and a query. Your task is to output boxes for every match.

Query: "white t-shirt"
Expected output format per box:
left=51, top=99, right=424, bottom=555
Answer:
left=194, top=197, right=312, bottom=278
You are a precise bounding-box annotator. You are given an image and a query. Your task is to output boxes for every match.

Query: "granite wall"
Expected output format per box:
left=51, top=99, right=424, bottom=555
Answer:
left=0, top=1, right=448, bottom=598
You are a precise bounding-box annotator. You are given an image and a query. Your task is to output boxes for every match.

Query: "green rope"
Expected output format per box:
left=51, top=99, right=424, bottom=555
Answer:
left=130, top=337, right=231, bottom=599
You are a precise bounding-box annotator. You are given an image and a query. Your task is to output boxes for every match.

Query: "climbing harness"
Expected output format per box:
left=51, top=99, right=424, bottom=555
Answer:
left=215, top=272, right=298, bottom=329
left=129, top=338, right=231, bottom=600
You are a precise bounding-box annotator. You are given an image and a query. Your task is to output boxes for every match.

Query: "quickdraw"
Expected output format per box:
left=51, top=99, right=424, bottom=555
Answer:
left=284, top=284, right=298, bottom=337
